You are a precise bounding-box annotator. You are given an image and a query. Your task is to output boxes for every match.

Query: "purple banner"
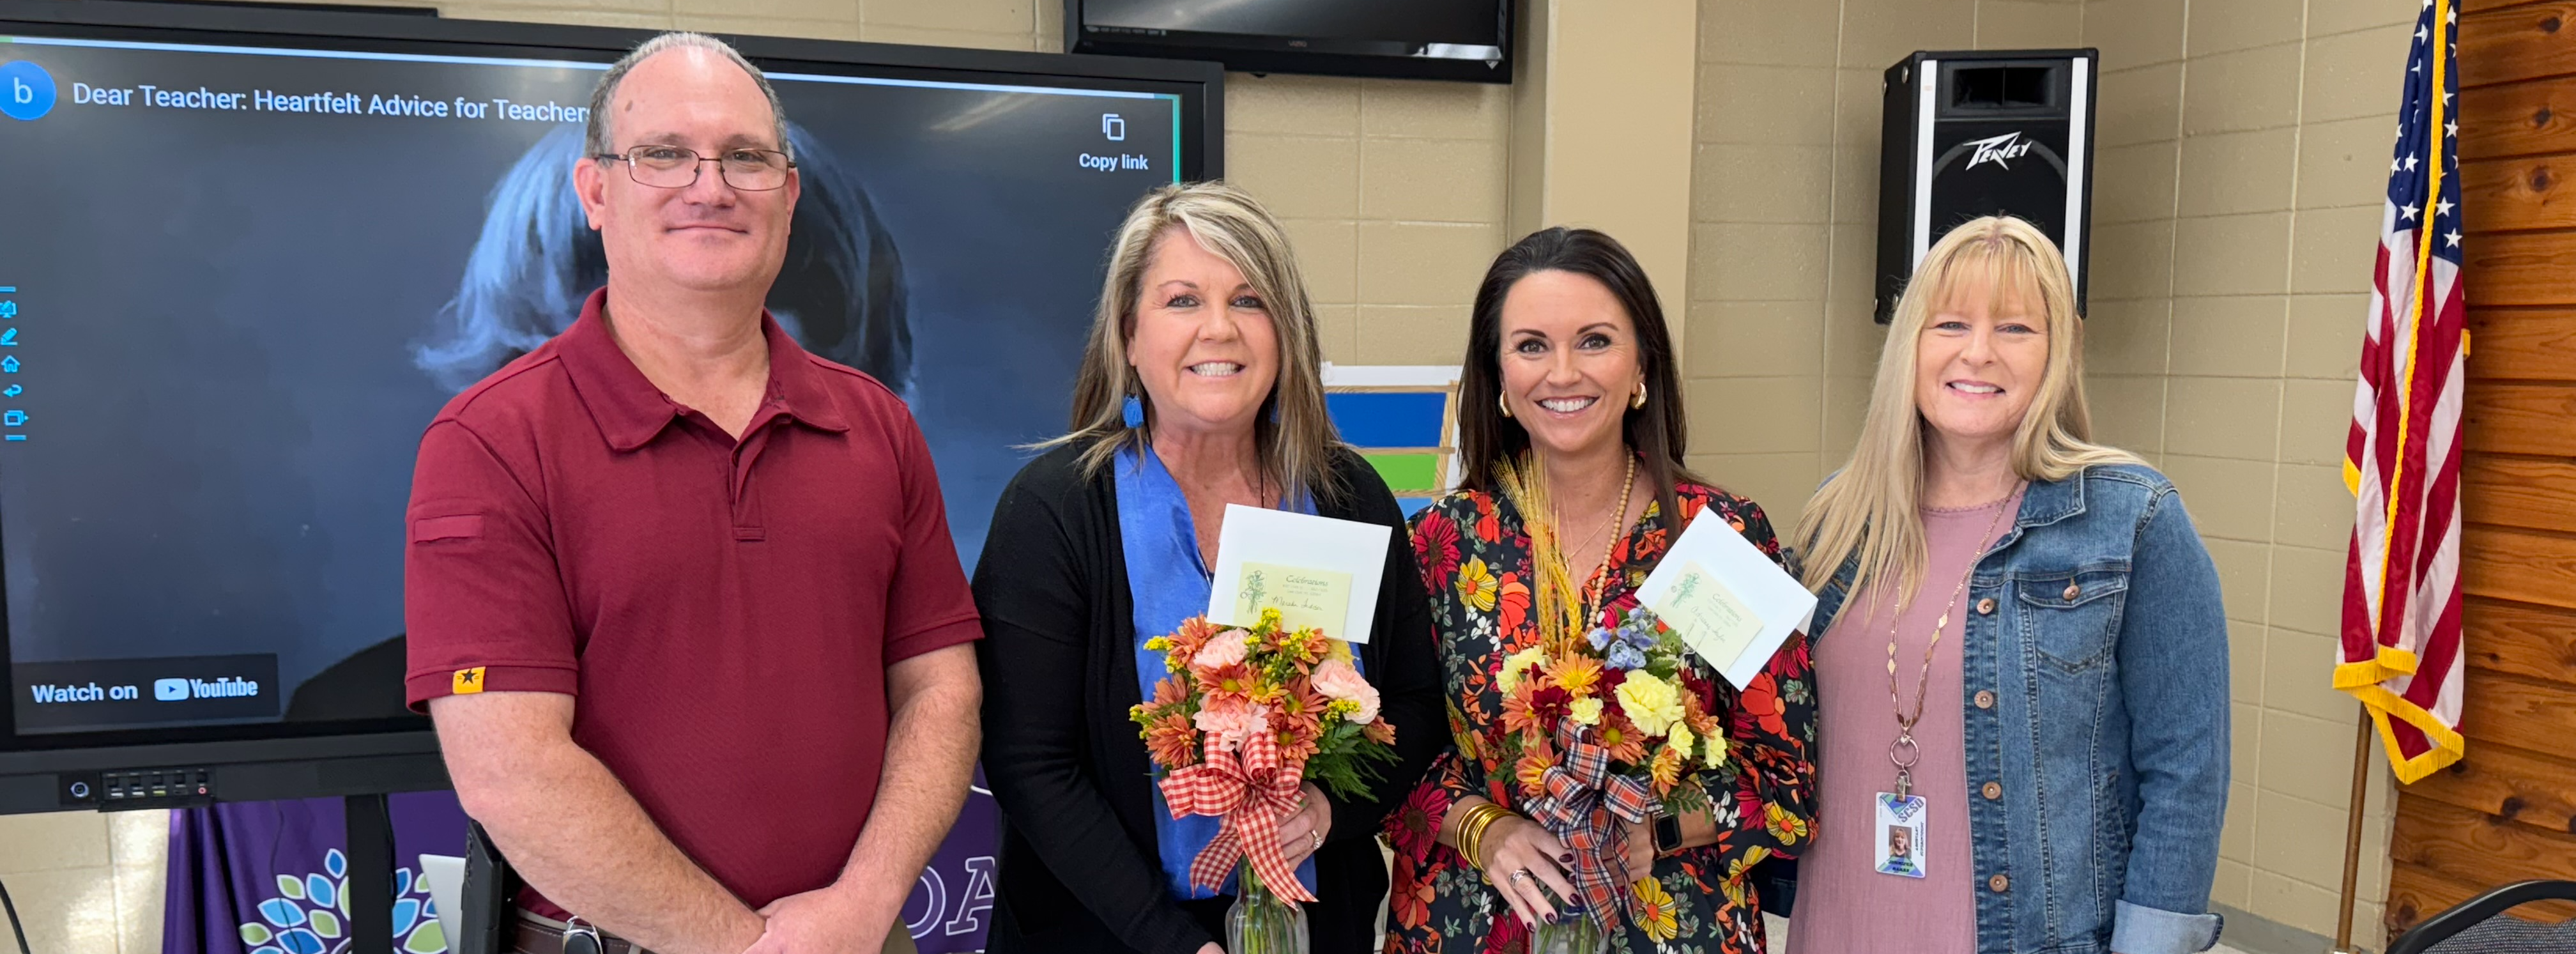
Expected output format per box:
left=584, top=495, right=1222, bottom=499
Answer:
left=165, top=792, right=469, bottom=954
left=901, top=770, right=999, bottom=954
left=166, top=781, right=999, bottom=954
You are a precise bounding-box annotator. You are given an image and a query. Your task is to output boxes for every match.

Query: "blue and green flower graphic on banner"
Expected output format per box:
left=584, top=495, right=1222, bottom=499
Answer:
left=167, top=795, right=468, bottom=954
left=232, top=849, right=447, bottom=954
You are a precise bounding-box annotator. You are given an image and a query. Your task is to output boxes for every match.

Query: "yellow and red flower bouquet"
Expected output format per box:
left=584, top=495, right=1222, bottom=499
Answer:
left=1487, top=461, right=1733, bottom=937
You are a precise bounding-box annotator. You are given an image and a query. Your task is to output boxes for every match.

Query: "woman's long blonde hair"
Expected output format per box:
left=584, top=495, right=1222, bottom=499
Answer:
left=1790, top=215, right=2142, bottom=597
left=1041, top=181, right=1344, bottom=504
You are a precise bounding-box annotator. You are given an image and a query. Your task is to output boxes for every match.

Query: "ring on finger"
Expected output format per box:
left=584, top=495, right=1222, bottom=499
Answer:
left=1508, top=869, right=1532, bottom=883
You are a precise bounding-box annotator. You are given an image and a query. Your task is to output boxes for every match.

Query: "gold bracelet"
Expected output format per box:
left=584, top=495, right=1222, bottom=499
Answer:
left=1463, top=804, right=1504, bottom=866
left=1455, top=803, right=1509, bottom=870
left=1457, top=806, right=1489, bottom=868
left=1445, top=801, right=1488, bottom=845
left=1453, top=804, right=1494, bottom=856
left=1458, top=804, right=1492, bottom=865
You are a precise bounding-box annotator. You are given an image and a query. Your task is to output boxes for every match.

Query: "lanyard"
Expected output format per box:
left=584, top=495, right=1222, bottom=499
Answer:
left=1882, top=486, right=2018, bottom=799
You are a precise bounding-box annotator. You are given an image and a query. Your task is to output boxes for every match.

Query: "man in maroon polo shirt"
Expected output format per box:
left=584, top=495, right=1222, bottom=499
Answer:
left=403, top=33, right=981, bottom=954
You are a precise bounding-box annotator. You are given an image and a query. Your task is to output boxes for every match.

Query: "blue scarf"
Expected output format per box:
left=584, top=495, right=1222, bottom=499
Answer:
left=1114, top=444, right=1356, bottom=900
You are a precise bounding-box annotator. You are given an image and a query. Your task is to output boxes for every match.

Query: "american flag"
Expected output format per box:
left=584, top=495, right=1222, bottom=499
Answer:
left=2336, top=0, right=2468, bottom=785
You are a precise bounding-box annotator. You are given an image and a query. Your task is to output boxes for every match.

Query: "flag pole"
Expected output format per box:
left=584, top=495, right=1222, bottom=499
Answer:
left=2333, top=707, right=2375, bottom=954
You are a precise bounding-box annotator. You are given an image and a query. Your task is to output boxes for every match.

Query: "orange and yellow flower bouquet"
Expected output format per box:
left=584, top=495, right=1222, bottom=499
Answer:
left=1487, top=459, right=1733, bottom=938
left=1128, top=608, right=1399, bottom=902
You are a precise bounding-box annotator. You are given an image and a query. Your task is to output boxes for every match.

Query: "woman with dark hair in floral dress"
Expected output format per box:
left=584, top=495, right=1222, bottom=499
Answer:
left=1382, top=227, right=1818, bottom=954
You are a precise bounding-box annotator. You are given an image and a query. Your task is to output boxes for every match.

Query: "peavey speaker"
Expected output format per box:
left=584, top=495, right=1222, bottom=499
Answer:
left=1875, top=49, right=2098, bottom=323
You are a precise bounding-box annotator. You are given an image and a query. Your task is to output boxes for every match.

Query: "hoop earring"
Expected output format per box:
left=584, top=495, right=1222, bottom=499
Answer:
left=1498, top=392, right=1514, bottom=419
left=1631, top=381, right=1648, bottom=410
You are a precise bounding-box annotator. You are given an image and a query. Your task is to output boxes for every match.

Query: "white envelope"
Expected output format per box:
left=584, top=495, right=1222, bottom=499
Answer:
left=1206, top=504, right=1391, bottom=643
left=1632, top=507, right=1818, bottom=689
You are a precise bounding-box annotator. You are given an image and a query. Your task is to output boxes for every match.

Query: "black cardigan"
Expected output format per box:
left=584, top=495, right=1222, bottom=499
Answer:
left=971, top=442, right=1443, bottom=954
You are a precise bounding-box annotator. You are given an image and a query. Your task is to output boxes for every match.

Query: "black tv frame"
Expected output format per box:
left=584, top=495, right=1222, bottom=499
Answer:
left=1064, top=0, right=1513, bottom=84
left=0, top=0, right=1222, bottom=818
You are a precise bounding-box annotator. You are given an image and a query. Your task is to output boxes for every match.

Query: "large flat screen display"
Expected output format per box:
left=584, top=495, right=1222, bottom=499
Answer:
left=0, top=1, right=1214, bottom=765
left=1069, top=0, right=1510, bottom=82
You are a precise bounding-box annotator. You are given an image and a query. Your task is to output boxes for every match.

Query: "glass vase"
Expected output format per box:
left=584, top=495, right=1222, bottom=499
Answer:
left=1532, top=905, right=1604, bottom=954
left=1225, top=859, right=1309, bottom=954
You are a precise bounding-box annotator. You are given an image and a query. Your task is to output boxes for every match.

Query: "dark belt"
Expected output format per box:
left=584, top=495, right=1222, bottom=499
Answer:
left=512, top=910, right=650, bottom=954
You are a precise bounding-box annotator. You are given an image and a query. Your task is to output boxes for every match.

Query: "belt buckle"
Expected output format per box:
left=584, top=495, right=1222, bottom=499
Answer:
left=562, top=917, right=605, bottom=954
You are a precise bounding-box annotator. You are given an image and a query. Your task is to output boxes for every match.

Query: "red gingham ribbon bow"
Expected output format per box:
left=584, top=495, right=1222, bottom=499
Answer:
left=1523, top=719, right=1655, bottom=934
left=1158, top=728, right=1315, bottom=904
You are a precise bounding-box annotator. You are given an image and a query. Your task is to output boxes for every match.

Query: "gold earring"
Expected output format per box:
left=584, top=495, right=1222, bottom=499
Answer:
left=1631, top=381, right=1648, bottom=410
left=1498, top=392, right=1513, bottom=419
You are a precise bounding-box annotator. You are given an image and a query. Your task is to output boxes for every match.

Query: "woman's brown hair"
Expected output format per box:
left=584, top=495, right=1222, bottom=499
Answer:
left=1455, top=227, right=1701, bottom=527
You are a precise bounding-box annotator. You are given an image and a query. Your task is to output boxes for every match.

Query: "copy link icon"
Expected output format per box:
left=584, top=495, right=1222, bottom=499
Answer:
left=1, top=61, right=57, bottom=122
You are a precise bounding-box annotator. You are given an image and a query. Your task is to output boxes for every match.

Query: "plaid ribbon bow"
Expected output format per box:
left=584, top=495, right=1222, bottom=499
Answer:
left=1159, top=728, right=1316, bottom=904
left=1523, top=719, right=1655, bottom=934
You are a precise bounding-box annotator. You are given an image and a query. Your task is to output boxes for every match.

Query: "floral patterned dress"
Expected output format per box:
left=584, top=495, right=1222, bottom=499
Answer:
left=1383, top=482, right=1819, bottom=954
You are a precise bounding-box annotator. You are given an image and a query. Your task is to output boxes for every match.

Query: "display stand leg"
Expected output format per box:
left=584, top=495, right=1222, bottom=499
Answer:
left=346, top=794, right=396, bottom=954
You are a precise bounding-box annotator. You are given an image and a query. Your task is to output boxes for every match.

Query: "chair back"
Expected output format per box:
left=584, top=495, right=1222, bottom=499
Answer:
left=2388, top=881, right=2576, bottom=954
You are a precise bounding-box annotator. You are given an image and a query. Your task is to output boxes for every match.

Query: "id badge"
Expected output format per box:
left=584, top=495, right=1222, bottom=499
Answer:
left=1873, top=792, right=1928, bottom=879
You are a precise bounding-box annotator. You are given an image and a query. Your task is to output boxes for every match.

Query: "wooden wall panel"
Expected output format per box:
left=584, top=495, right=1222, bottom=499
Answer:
left=2462, top=381, right=2576, bottom=455
left=2457, top=668, right=2576, bottom=763
left=2460, top=596, right=2576, bottom=682
left=2462, top=231, right=2576, bottom=305
left=2388, top=861, right=2576, bottom=935
left=2464, top=308, right=2576, bottom=378
left=2392, top=797, right=2576, bottom=886
left=2462, top=3, right=2576, bottom=89
left=2467, top=0, right=2566, bottom=17
left=2460, top=525, right=2576, bottom=611
left=2462, top=156, right=2576, bottom=232
left=2459, top=81, right=2576, bottom=160
left=2462, top=458, right=2576, bottom=532
left=2410, top=737, right=2576, bottom=830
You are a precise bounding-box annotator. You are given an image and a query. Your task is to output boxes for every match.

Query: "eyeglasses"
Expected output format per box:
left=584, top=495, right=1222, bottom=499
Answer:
left=594, top=144, right=795, bottom=191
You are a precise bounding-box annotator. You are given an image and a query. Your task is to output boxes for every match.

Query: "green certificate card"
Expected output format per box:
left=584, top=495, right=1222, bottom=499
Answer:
left=1234, top=562, right=1354, bottom=635
left=1653, top=560, right=1768, bottom=670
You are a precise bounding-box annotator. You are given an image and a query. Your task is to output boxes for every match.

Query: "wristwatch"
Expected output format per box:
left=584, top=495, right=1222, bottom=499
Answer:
left=1652, top=812, right=1683, bottom=856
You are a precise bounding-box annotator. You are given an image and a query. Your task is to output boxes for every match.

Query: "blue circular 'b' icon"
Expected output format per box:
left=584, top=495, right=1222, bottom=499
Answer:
left=1, top=61, right=58, bottom=121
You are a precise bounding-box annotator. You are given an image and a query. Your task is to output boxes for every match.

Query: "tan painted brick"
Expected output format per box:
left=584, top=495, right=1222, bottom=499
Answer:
left=2167, top=295, right=2287, bottom=378
left=1225, top=73, right=1361, bottom=137
left=1361, top=137, right=1506, bottom=224
left=1355, top=304, right=1473, bottom=364
left=1360, top=78, right=1509, bottom=141
left=1356, top=222, right=1503, bottom=307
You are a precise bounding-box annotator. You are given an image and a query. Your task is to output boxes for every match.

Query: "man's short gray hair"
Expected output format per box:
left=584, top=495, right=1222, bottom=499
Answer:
left=585, top=32, right=792, bottom=162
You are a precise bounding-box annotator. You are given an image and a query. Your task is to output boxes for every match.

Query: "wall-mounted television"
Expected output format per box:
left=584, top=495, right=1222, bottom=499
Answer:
left=0, top=0, right=1220, bottom=814
left=1067, top=0, right=1512, bottom=84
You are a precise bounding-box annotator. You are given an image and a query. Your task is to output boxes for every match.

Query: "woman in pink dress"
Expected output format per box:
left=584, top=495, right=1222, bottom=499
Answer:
left=1784, top=216, right=2230, bottom=954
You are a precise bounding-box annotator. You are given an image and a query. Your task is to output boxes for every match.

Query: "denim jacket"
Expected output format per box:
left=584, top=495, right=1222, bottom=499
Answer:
left=1800, top=463, right=2229, bottom=954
